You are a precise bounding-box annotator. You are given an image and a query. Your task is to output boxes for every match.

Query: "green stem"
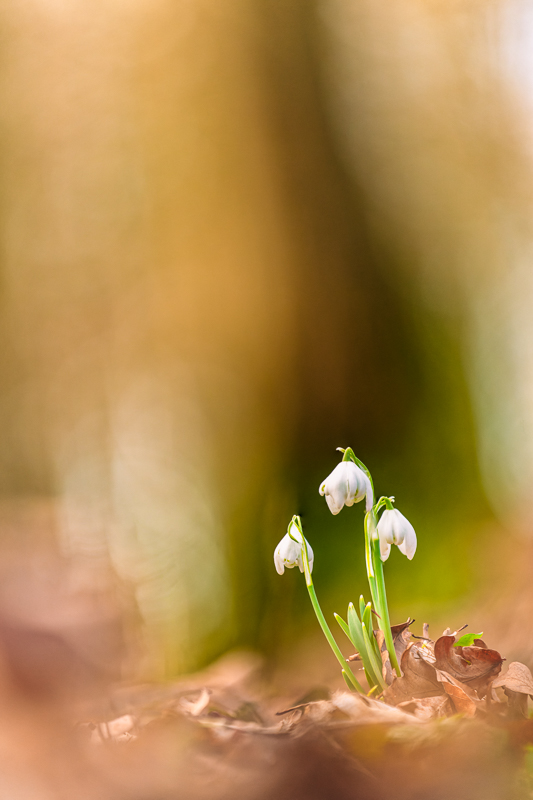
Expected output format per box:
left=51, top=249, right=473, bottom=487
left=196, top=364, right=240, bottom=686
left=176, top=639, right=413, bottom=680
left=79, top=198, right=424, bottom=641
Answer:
left=343, top=449, right=375, bottom=509
left=299, top=534, right=364, bottom=694
left=364, top=512, right=378, bottom=610
left=307, top=583, right=364, bottom=692
left=371, top=536, right=401, bottom=677
left=341, top=454, right=402, bottom=680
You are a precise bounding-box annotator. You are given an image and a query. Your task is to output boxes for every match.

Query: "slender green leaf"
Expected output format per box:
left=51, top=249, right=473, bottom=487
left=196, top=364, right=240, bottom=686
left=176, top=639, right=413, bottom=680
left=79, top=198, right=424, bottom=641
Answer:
left=341, top=669, right=357, bottom=691
left=362, top=622, right=387, bottom=690
left=341, top=669, right=363, bottom=692
left=347, top=603, right=380, bottom=686
left=362, top=602, right=381, bottom=660
left=362, top=602, right=372, bottom=633
left=347, top=603, right=366, bottom=655
left=359, top=595, right=366, bottom=620
left=364, top=667, right=376, bottom=689
left=334, top=613, right=355, bottom=647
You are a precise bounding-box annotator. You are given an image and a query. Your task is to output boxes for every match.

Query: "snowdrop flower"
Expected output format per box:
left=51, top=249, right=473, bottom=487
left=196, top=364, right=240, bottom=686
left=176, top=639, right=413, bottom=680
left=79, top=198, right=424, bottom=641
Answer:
left=274, top=522, right=314, bottom=575
left=319, top=460, right=373, bottom=515
left=377, top=509, right=417, bottom=562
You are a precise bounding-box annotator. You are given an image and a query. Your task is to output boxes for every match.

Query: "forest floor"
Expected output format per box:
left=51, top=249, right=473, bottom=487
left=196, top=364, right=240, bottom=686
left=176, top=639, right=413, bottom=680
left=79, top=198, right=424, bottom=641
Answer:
left=69, top=627, right=533, bottom=800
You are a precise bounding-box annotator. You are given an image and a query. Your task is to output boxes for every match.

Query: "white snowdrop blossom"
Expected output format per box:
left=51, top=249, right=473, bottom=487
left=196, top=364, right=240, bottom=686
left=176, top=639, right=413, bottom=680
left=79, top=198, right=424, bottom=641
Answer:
left=377, top=509, right=417, bottom=562
left=274, top=523, right=314, bottom=575
left=319, top=461, right=373, bottom=515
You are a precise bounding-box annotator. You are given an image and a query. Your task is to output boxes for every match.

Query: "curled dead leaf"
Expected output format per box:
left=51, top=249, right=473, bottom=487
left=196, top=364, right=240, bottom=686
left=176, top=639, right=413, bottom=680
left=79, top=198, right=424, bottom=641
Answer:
left=375, top=630, right=393, bottom=686
left=383, top=642, right=444, bottom=705
left=331, top=691, right=424, bottom=725
left=390, top=618, right=415, bottom=663
left=375, top=618, right=415, bottom=686
left=396, top=695, right=452, bottom=720
left=435, top=670, right=481, bottom=718
left=492, top=662, right=533, bottom=697
left=434, top=636, right=503, bottom=698
left=492, top=662, right=533, bottom=719
left=276, top=690, right=424, bottom=731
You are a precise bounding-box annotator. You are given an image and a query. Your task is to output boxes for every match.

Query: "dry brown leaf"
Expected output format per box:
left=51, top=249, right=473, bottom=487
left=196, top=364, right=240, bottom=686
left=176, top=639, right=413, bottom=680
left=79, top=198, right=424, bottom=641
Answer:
left=417, top=639, right=436, bottom=664
left=492, top=662, right=533, bottom=696
left=435, top=669, right=480, bottom=699
left=390, top=618, right=414, bottom=663
left=346, top=653, right=362, bottom=662
left=442, top=625, right=467, bottom=637
left=383, top=642, right=444, bottom=705
left=330, top=691, right=424, bottom=726
left=371, top=619, right=415, bottom=686
left=396, top=695, right=452, bottom=720
left=433, top=636, right=503, bottom=698
left=375, top=630, right=393, bottom=686
left=435, top=670, right=479, bottom=717
left=277, top=691, right=425, bottom=730
left=492, top=662, right=533, bottom=719
left=504, top=690, right=529, bottom=719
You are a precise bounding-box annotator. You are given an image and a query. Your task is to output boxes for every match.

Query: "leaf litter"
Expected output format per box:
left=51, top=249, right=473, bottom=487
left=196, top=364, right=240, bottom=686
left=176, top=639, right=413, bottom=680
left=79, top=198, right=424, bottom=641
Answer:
left=75, top=624, right=533, bottom=799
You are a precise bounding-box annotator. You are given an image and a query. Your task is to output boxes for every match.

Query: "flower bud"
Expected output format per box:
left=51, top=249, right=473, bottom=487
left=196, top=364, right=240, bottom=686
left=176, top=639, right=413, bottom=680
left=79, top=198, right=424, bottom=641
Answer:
left=319, top=460, right=373, bottom=515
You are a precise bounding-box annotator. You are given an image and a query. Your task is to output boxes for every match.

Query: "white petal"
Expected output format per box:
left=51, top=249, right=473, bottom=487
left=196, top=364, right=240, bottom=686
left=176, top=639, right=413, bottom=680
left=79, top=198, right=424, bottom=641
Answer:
left=344, top=463, right=367, bottom=501
left=325, top=493, right=342, bottom=515
left=346, top=463, right=372, bottom=510
left=320, top=459, right=373, bottom=514
left=302, top=539, right=314, bottom=573
left=364, top=476, right=374, bottom=511
left=325, top=463, right=350, bottom=510
left=307, top=543, right=314, bottom=573
left=274, top=527, right=314, bottom=574
left=390, top=509, right=406, bottom=545
left=287, top=541, right=301, bottom=563
left=344, top=462, right=363, bottom=494
left=380, top=539, right=391, bottom=561
left=275, top=533, right=298, bottom=571
left=274, top=547, right=285, bottom=575
left=397, top=522, right=417, bottom=559
left=377, top=510, right=395, bottom=544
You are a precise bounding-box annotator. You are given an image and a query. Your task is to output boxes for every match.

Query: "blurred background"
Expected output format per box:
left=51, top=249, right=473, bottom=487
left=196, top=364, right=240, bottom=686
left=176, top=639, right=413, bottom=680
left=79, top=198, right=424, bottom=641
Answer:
left=0, top=0, right=532, bottom=685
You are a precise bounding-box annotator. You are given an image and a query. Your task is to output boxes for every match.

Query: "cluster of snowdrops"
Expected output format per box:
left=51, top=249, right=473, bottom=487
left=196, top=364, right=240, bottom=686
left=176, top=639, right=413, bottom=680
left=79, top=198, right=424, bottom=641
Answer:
left=273, top=447, right=416, bottom=693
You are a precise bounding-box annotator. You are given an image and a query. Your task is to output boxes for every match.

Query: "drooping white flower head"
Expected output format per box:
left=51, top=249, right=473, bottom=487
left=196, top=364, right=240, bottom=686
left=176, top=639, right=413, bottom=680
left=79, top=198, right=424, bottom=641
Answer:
left=274, top=522, right=314, bottom=575
left=377, top=508, right=417, bottom=562
left=319, top=460, right=373, bottom=515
